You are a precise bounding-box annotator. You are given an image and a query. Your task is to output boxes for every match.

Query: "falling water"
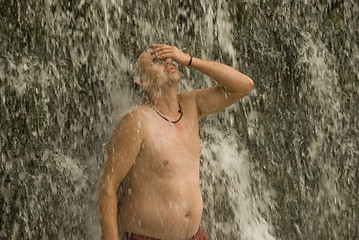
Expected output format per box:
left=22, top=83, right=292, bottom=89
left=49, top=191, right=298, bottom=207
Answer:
left=1, top=1, right=358, bottom=239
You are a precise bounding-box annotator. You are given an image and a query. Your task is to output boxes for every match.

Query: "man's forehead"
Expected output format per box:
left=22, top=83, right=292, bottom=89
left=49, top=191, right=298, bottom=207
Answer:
left=140, top=48, right=152, bottom=57
left=137, top=48, right=153, bottom=64
left=134, top=46, right=151, bottom=59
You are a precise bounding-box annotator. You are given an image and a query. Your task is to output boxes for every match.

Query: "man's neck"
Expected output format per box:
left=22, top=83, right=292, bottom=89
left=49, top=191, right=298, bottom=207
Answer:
left=147, top=88, right=180, bottom=117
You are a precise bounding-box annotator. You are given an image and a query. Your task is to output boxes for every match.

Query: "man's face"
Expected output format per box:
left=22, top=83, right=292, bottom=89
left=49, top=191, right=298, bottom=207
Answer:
left=136, top=49, right=180, bottom=90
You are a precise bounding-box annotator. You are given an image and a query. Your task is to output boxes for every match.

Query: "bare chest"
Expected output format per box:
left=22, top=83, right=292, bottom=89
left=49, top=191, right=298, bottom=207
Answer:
left=139, top=116, right=201, bottom=176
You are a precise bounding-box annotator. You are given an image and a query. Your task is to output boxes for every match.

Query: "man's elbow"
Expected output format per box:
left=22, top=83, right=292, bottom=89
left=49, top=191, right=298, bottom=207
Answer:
left=240, top=77, right=254, bottom=96
left=247, top=77, right=254, bottom=91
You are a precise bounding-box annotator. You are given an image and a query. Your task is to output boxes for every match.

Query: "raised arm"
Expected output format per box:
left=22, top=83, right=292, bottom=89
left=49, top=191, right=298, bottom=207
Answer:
left=98, top=112, right=144, bottom=240
left=151, top=44, right=254, bottom=118
left=190, top=57, right=254, bottom=118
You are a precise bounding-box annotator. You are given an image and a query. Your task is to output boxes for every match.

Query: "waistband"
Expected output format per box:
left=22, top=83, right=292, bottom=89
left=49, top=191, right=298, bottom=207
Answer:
left=122, top=226, right=206, bottom=240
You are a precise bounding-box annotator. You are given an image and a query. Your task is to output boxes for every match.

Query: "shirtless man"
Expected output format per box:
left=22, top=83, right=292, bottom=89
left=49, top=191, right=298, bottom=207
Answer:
left=98, top=44, right=254, bottom=240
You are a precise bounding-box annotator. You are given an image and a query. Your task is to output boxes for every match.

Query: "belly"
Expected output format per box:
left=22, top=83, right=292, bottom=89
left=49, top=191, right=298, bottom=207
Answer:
left=119, top=176, right=203, bottom=240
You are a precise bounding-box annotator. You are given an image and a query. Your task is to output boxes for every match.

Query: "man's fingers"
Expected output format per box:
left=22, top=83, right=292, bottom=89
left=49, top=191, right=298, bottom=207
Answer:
left=151, top=48, right=172, bottom=56
left=154, top=49, right=173, bottom=57
left=151, top=45, right=174, bottom=54
left=152, top=44, right=170, bottom=48
left=150, top=44, right=186, bottom=64
left=156, top=53, right=172, bottom=59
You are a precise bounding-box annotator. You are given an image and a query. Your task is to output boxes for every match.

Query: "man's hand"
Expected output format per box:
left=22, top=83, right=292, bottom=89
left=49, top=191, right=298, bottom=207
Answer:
left=151, top=44, right=191, bottom=66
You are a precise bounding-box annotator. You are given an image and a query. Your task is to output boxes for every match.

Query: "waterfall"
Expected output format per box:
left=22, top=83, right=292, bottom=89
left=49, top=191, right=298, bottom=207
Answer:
left=1, top=1, right=358, bottom=239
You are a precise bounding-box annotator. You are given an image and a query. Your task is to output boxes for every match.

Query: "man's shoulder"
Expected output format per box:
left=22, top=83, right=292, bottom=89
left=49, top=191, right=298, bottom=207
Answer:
left=117, top=105, right=151, bottom=130
left=123, top=104, right=148, bottom=119
left=179, top=90, right=199, bottom=104
left=179, top=90, right=200, bottom=113
left=110, top=105, right=150, bottom=142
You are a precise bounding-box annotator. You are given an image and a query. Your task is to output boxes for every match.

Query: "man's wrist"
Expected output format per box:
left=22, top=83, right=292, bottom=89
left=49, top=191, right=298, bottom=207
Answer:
left=188, top=56, right=193, bottom=67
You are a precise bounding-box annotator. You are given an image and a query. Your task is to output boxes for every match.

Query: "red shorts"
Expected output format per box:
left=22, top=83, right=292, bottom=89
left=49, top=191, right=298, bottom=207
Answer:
left=122, top=226, right=206, bottom=240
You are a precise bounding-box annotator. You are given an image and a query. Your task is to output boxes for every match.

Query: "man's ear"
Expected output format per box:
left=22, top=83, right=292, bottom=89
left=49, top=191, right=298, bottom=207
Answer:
left=134, top=75, right=149, bottom=88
